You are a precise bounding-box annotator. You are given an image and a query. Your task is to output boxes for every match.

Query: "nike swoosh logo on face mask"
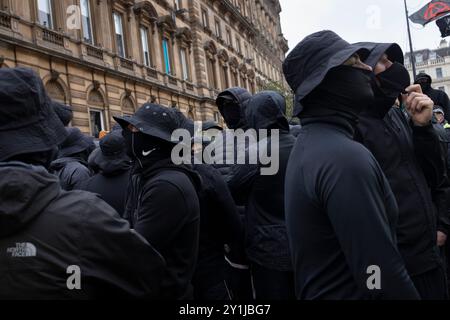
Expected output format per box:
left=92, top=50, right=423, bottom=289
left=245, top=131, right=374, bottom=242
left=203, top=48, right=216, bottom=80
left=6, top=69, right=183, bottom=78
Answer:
left=142, top=148, right=157, bottom=157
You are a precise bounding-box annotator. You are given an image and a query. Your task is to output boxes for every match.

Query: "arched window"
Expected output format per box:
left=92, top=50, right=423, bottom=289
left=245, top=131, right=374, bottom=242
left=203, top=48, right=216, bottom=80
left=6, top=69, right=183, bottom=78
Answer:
left=229, top=57, right=239, bottom=87
left=218, top=49, right=230, bottom=90
left=45, top=80, right=66, bottom=103
left=121, top=91, right=136, bottom=113
left=204, top=41, right=218, bottom=89
left=88, top=88, right=106, bottom=138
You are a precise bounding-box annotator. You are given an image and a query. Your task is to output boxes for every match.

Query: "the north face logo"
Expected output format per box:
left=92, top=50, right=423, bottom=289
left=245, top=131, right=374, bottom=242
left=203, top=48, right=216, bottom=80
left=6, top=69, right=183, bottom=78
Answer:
left=7, top=243, right=37, bottom=257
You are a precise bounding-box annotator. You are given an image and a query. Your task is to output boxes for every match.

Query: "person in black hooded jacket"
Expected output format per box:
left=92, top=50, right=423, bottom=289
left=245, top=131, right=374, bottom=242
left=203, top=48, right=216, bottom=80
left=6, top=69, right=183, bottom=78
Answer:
left=415, top=73, right=450, bottom=123
left=192, top=161, right=244, bottom=300
left=354, top=42, right=448, bottom=300
left=115, top=104, right=201, bottom=300
left=283, top=31, right=420, bottom=300
left=227, top=91, right=296, bottom=300
left=206, top=87, right=254, bottom=300
left=0, top=67, right=165, bottom=299
left=50, top=127, right=95, bottom=191
left=80, top=131, right=132, bottom=217
left=209, top=87, right=252, bottom=179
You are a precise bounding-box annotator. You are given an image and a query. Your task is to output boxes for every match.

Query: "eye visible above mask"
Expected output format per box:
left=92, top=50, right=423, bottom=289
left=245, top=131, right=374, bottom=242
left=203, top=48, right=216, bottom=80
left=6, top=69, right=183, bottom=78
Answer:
left=376, top=62, right=411, bottom=97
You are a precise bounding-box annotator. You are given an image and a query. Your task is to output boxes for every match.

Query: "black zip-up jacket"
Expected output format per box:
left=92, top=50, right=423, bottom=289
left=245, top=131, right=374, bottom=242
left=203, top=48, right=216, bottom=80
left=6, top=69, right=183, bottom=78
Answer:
left=285, top=116, right=420, bottom=300
left=192, top=163, right=244, bottom=291
left=228, top=91, right=295, bottom=271
left=0, top=162, right=165, bottom=299
left=355, top=107, right=445, bottom=276
left=124, top=159, right=201, bottom=300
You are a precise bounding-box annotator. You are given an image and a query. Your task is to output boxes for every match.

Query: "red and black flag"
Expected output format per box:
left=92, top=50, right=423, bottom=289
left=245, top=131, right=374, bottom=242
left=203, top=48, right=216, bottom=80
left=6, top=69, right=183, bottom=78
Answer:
left=409, top=0, right=450, bottom=26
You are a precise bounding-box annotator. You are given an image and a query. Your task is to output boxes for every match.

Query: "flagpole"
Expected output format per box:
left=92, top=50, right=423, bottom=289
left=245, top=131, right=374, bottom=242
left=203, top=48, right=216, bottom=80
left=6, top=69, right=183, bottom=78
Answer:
left=404, top=0, right=417, bottom=79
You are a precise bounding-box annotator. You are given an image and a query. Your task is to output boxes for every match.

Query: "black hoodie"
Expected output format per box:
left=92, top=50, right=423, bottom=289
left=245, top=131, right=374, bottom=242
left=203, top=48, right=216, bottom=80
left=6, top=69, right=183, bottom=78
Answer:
left=228, top=91, right=295, bottom=271
left=211, top=88, right=252, bottom=179
left=0, top=162, right=165, bottom=299
left=80, top=153, right=131, bottom=217
left=355, top=43, right=446, bottom=278
left=124, top=157, right=201, bottom=300
left=415, top=73, right=450, bottom=123
left=284, top=32, right=419, bottom=300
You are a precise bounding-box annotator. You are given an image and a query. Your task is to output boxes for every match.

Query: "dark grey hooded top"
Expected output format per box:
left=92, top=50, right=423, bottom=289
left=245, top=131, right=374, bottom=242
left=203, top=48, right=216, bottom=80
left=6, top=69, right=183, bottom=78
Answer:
left=0, top=162, right=165, bottom=299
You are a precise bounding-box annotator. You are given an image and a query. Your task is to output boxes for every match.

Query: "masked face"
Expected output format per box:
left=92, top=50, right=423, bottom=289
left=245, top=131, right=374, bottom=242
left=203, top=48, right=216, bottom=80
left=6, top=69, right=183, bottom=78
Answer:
left=419, top=79, right=431, bottom=92
left=302, top=65, right=375, bottom=118
left=370, top=62, right=411, bottom=115
left=122, top=129, right=167, bottom=168
left=220, top=104, right=241, bottom=129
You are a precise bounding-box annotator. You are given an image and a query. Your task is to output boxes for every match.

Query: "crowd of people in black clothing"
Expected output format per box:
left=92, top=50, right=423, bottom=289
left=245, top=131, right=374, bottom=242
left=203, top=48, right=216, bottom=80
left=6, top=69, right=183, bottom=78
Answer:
left=1, top=30, right=450, bottom=300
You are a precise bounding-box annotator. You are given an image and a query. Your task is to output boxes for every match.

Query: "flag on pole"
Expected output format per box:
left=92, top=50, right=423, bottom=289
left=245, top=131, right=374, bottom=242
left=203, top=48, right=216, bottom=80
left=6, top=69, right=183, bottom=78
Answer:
left=410, top=0, right=450, bottom=26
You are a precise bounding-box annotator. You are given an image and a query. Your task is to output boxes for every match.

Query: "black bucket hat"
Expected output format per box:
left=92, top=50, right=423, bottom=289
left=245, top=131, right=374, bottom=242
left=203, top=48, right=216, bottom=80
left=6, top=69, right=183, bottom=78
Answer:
left=59, top=127, right=95, bottom=158
left=114, top=103, right=184, bottom=145
left=283, top=30, right=371, bottom=117
left=0, top=67, right=68, bottom=162
left=355, top=42, right=404, bottom=69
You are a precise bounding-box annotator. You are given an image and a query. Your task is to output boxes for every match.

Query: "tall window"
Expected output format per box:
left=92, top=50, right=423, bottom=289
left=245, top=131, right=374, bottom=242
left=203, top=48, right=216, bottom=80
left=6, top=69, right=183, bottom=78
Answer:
left=232, top=70, right=238, bottom=87
left=201, top=9, right=209, bottom=28
left=113, top=12, right=126, bottom=57
left=220, top=65, right=229, bottom=90
left=162, top=38, right=172, bottom=75
left=180, top=48, right=190, bottom=81
left=174, top=0, right=182, bottom=10
left=416, top=53, right=423, bottom=63
left=236, top=37, right=241, bottom=54
left=437, top=67, right=443, bottom=79
left=37, top=0, right=54, bottom=29
left=214, top=19, right=221, bottom=38
left=207, top=58, right=217, bottom=89
left=140, top=27, right=151, bottom=67
left=226, top=29, right=232, bottom=46
left=81, top=0, right=94, bottom=44
left=244, top=44, right=248, bottom=58
left=90, top=110, right=105, bottom=138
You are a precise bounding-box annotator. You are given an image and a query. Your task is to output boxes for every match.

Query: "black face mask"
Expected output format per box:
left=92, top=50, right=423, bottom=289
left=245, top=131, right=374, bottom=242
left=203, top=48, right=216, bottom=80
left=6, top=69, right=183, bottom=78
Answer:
left=377, top=62, right=411, bottom=98
left=368, top=62, right=410, bottom=118
left=302, top=65, right=375, bottom=120
left=122, top=130, right=170, bottom=168
left=221, top=103, right=242, bottom=129
left=416, top=78, right=431, bottom=92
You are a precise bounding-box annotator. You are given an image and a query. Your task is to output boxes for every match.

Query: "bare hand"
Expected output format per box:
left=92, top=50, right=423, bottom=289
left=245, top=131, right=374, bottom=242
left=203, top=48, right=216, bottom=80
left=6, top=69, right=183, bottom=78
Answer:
left=404, top=84, right=434, bottom=127
left=437, top=231, right=447, bottom=247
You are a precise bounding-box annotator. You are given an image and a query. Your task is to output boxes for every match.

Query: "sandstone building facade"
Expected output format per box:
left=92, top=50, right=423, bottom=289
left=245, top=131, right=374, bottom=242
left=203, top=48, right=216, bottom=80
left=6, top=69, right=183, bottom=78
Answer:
left=0, top=0, right=288, bottom=137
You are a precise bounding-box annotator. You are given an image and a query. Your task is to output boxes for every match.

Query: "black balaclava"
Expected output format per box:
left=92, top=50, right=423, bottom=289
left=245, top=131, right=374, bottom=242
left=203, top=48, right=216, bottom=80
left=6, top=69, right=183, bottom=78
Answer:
left=122, top=130, right=172, bottom=169
left=416, top=76, right=432, bottom=93
left=218, top=95, right=245, bottom=129
left=301, top=65, right=374, bottom=124
left=367, top=62, right=411, bottom=118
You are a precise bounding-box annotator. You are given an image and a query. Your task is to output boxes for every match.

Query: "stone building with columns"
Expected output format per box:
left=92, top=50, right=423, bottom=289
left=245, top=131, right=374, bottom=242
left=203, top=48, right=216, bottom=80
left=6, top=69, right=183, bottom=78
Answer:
left=0, top=0, right=288, bottom=137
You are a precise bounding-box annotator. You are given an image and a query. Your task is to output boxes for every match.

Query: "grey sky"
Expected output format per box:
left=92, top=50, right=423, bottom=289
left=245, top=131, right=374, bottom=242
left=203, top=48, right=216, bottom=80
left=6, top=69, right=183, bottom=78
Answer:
left=279, top=0, right=448, bottom=54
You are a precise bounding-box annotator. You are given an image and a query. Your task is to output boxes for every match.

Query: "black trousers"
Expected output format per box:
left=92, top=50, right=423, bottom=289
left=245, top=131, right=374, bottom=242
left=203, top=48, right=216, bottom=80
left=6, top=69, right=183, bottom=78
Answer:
left=411, top=267, right=448, bottom=300
left=251, top=263, right=295, bottom=300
